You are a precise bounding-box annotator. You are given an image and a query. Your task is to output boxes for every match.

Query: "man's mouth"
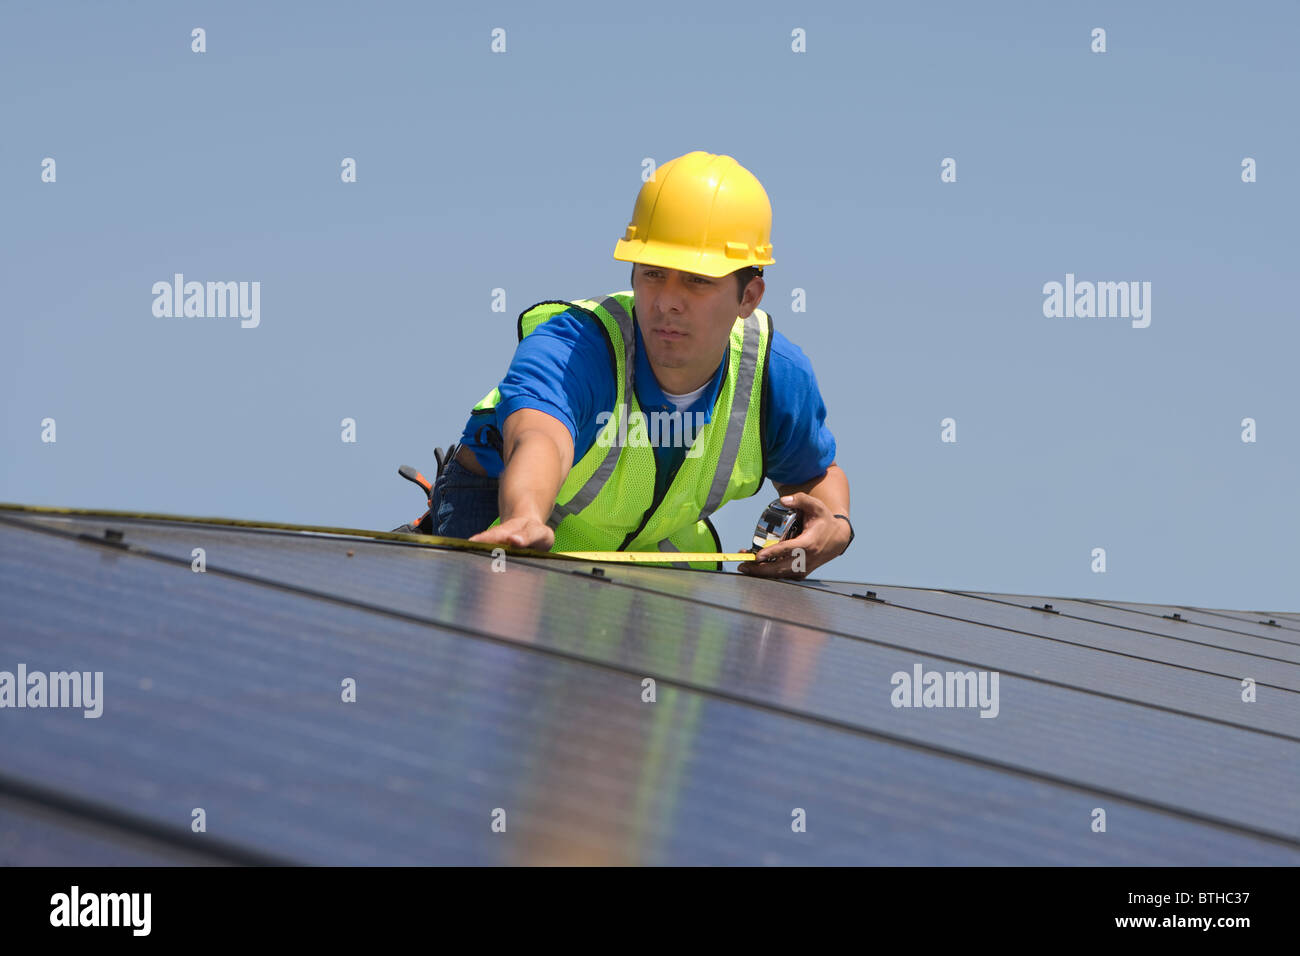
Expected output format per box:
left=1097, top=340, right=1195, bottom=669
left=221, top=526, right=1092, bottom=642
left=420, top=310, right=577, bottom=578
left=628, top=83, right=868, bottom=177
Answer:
left=653, top=327, right=687, bottom=339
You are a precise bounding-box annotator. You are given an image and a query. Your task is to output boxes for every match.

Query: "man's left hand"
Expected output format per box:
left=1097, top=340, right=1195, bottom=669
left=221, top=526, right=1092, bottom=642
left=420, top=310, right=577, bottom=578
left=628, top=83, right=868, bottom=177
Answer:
left=736, top=492, right=851, bottom=580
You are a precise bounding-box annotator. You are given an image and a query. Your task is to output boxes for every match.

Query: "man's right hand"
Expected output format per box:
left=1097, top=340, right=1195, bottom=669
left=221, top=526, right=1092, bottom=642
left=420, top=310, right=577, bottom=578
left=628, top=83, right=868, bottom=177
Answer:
left=469, top=516, right=555, bottom=551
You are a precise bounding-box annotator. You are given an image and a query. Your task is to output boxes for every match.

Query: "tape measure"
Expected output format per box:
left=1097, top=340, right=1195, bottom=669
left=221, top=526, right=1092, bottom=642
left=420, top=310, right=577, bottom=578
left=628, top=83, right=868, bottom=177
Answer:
left=0, top=503, right=757, bottom=564
left=552, top=550, right=756, bottom=563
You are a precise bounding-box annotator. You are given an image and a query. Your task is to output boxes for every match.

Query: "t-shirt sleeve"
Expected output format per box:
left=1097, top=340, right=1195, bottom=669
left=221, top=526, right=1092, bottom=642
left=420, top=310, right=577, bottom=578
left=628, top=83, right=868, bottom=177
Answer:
left=762, top=332, right=838, bottom=487
left=492, top=308, right=612, bottom=447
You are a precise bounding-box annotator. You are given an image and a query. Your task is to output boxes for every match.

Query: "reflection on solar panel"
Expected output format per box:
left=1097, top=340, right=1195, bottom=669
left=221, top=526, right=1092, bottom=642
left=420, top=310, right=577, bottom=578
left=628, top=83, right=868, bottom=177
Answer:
left=1, top=508, right=1297, bottom=865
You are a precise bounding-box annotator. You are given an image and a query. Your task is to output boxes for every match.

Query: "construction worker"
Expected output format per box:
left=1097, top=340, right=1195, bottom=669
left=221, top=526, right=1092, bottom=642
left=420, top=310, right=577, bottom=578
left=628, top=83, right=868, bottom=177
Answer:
left=400, top=151, right=852, bottom=579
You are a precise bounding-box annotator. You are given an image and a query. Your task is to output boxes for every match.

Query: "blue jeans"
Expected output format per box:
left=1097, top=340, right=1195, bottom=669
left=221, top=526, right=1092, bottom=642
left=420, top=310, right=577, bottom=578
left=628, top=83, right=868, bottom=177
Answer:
left=430, top=458, right=500, bottom=538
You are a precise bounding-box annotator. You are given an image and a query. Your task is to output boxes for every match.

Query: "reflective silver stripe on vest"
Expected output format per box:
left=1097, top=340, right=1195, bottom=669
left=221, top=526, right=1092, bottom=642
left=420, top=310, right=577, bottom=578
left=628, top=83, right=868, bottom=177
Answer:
left=656, top=537, right=692, bottom=569
left=698, top=311, right=761, bottom=522
left=547, top=295, right=636, bottom=529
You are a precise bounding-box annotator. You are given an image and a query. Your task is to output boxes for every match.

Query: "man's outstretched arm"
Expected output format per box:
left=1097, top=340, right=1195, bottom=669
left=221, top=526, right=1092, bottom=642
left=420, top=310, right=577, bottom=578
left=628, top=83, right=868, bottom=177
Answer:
left=468, top=407, right=573, bottom=551
left=738, top=462, right=851, bottom=579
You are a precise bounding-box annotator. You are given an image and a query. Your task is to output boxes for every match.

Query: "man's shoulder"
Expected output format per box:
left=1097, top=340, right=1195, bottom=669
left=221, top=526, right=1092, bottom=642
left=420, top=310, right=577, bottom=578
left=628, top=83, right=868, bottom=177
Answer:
left=762, top=323, right=820, bottom=381
left=520, top=300, right=615, bottom=346
left=526, top=294, right=631, bottom=330
left=509, top=299, right=619, bottom=394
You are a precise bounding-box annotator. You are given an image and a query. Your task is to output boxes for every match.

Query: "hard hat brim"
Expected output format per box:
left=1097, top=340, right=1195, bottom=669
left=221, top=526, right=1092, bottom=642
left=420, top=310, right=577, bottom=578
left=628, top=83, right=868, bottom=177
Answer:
left=613, top=238, right=774, bottom=279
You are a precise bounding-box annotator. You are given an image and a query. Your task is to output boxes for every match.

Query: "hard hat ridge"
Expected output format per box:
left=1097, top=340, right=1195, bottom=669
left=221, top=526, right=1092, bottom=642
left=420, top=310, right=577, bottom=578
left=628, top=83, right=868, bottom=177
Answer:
left=613, top=151, right=775, bottom=278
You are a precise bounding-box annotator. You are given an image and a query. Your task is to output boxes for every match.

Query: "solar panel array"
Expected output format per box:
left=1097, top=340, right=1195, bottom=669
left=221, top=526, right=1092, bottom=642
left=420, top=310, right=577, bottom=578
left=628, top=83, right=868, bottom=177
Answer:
left=1, top=508, right=1296, bottom=865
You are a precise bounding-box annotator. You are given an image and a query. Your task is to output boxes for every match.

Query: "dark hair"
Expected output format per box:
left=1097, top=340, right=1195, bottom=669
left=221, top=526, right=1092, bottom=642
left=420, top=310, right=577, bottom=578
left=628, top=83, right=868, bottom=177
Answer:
left=731, top=266, right=763, bottom=302
left=630, top=264, right=764, bottom=303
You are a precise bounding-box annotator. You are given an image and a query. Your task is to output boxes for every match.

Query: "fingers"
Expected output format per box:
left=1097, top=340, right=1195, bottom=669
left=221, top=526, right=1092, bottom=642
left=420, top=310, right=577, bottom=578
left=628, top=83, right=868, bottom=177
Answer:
left=749, top=533, right=811, bottom=565
left=780, top=492, right=828, bottom=516
left=468, top=520, right=553, bottom=551
left=501, top=529, right=548, bottom=550
left=737, top=519, right=837, bottom=578
left=737, top=542, right=811, bottom=579
left=746, top=515, right=826, bottom=565
left=738, top=552, right=807, bottom=579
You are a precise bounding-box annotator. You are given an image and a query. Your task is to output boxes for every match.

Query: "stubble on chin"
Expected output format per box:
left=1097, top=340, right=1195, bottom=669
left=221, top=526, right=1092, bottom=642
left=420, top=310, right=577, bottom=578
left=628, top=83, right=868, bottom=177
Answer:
left=646, top=341, right=690, bottom=368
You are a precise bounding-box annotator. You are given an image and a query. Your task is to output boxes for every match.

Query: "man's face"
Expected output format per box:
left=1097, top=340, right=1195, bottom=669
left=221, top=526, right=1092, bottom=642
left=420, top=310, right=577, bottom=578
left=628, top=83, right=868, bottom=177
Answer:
left=632, top=264, right=764, bottom=387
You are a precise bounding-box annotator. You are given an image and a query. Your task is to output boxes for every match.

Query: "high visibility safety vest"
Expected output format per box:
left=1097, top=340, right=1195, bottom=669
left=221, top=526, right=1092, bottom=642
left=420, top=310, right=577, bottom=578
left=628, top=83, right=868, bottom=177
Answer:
left=471, top=291, right=772, bottom=570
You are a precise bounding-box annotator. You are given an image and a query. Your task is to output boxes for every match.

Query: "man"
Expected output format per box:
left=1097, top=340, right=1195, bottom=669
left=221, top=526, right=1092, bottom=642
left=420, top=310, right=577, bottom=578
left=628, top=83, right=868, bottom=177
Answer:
left=400, top=151, right=852, bottom=579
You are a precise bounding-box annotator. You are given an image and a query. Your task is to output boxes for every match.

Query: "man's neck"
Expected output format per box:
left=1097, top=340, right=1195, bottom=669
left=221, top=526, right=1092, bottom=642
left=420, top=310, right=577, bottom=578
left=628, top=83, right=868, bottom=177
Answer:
left=650, top=356, right=724, bottom=396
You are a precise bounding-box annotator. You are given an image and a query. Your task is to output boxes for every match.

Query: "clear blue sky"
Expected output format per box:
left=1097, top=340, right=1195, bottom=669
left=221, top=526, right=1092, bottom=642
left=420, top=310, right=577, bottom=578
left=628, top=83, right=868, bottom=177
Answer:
left=3, top=0, right=1296, bottom=611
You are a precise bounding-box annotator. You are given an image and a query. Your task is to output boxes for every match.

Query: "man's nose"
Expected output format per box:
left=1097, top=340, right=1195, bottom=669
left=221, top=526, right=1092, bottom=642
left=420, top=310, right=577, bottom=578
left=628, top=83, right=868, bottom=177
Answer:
left=655, top=272, right=688, bottom=313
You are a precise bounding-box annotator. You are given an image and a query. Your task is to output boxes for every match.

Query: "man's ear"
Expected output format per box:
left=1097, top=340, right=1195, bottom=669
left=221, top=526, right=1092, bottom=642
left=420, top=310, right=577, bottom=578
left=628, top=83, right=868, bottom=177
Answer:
left=738, top=276, right=765, bottom=318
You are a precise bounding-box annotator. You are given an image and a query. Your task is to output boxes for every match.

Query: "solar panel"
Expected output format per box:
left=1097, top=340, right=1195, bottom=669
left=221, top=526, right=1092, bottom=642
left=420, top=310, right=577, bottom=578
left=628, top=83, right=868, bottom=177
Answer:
left=2, top=510, right=1297, bottom=864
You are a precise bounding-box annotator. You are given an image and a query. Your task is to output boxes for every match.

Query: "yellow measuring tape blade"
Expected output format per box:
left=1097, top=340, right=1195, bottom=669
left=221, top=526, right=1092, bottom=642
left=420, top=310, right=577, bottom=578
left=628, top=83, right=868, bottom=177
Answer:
left=0, top=502, right=757, bottom=563
left=553, top=551, right=756, bottom=563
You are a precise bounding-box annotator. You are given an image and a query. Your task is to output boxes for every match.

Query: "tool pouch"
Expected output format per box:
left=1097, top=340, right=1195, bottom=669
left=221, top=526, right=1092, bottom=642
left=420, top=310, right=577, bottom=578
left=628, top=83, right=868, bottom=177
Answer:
left=391, top=441, right=462, bottom=534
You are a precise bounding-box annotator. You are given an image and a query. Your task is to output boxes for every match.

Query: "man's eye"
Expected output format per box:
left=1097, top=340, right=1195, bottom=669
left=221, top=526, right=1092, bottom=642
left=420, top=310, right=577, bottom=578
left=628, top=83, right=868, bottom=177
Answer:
left=690, top=276, right=710, bottom=284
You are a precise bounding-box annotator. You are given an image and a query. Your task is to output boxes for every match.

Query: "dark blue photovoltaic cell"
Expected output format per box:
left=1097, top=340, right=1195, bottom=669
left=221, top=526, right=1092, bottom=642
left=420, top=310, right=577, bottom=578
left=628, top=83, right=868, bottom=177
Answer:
left=1072, top=598, right=1300, bottom=644
left=0, top=796, right=223, bottom=866
left=2, top=511, right=1298, bottom=865
left=805, top=580, right=1300, bottom=664
left=1165, top=605, right=1300, bottom=635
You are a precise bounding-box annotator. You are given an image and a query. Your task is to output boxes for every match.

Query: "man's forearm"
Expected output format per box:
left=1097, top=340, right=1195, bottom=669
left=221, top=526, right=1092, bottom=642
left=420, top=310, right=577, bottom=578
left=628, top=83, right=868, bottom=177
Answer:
left=775, top=463, right=850, bottom=517
left=497, top=428, right=569, bottom=524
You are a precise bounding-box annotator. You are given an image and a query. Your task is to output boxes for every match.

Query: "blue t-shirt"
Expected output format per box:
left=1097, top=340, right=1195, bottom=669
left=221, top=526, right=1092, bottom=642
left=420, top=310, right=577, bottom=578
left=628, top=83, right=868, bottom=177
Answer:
left=459, top=303, right=836, bottom=501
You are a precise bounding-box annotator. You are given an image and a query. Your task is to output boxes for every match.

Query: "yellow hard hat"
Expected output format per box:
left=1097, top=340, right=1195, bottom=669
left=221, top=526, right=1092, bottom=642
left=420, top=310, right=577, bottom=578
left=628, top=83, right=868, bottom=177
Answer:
left=613, top=151, right=775, bottom=278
